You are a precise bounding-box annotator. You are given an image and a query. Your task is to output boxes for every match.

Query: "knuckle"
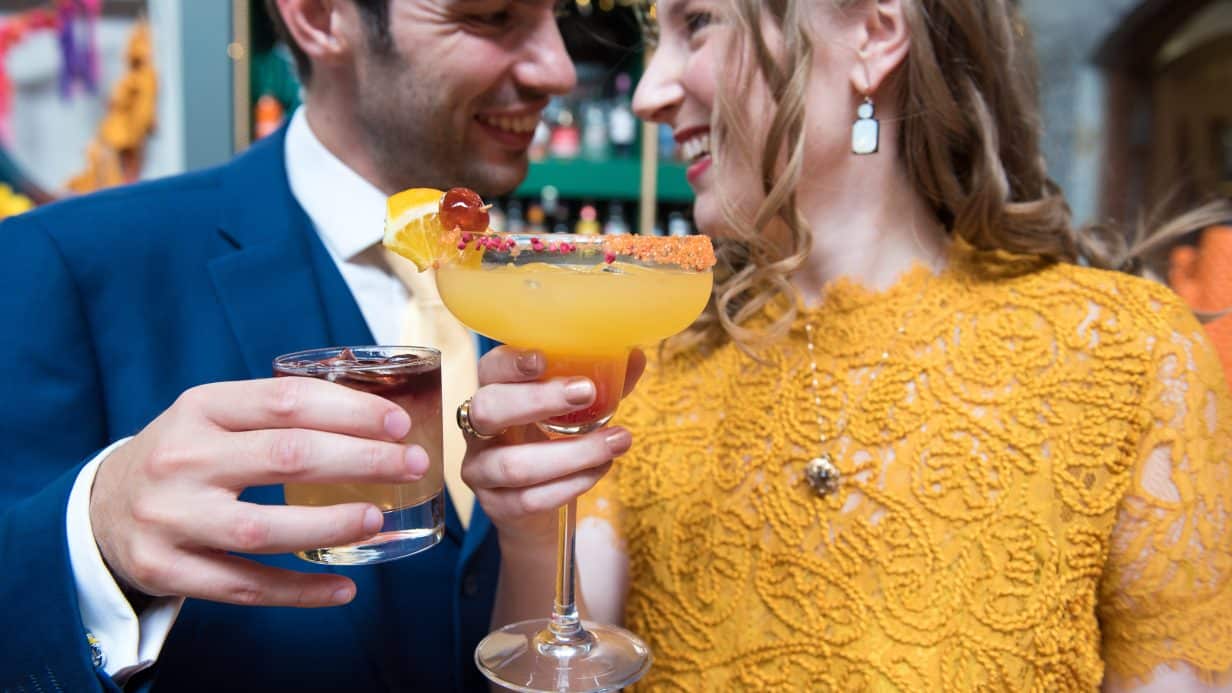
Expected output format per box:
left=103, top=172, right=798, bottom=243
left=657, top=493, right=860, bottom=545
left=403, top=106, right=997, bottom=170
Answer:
left=269, top=378, right=306, bottom=419
left=460, top=458, right=480, bottom=487
left=468, top=394, right=493, bottom=429
left=228, top=583, right=265, bottom=606
left=146, top=444, right=193, bottom=479
left=363, top=442, right=395, bottom=478
left=514, top=490, right=549, bottom=517
left=496, top=452, right=529, bottom=488
left=126, top=545, right=166, bottom=588
left=268, top=431, right=310, bottom=477
left=128, top=498, right=166, bottom=529
left=174, top=385, right=206, bottom=411
left=228, top=509, right=272, bottom=552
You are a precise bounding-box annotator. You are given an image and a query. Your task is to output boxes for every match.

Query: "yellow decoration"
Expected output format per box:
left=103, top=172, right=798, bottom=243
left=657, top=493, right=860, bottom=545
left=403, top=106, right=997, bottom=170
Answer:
left=0, top=183, right=33, bottom=219
left=67, top=21, right=156, bottom=194
left=581, top=241, right=1232, bottom=691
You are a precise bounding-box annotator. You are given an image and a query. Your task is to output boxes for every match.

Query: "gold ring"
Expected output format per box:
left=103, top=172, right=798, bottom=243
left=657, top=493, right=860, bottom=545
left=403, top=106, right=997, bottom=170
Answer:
left=457, top=397, right=500, bottom=440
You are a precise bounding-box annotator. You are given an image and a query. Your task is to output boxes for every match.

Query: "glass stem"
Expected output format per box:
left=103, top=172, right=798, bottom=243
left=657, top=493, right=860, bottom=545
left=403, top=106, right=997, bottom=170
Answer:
left=549, top=499, right=583, bottom=641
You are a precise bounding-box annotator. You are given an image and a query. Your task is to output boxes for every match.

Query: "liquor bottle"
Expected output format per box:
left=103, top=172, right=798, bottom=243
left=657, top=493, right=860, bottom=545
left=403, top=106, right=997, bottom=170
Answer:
left=529, top=120, right=551, bottom=162
left=505, top=200, right=526, bottom=234
left=608, top=73, right=637, bottom=158
left=487, top=200, right=506, bottom=232
left=603, top=202, right=631, bottom=236
left=581, top=102, right=610, bottom=161
left=549, top=105, right=581, bottom=160
left=526, top=204, right=548, bottom=234
left=576, top=204, right=601, bottom=236
left=667, top=211, right=691, bottom=237
left=540, top=186, right=560, bottom=222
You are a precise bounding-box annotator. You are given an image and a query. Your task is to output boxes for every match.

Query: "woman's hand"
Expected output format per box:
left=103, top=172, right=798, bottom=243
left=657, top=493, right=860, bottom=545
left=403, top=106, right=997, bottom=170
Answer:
left=460, top=347, right=645, bottom=549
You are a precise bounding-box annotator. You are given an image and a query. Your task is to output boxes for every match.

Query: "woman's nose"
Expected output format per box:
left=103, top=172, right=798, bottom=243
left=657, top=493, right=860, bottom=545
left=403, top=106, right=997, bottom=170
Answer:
left=632, top=50, right=684, bottom=124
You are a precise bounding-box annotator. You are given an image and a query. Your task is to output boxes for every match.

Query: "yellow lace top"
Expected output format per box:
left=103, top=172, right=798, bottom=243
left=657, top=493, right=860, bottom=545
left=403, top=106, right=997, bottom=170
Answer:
left=579, top=247, right=1232, bottom=691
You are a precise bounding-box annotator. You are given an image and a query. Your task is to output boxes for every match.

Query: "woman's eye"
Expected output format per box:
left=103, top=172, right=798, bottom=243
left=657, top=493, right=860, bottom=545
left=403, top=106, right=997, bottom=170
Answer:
left=684, top=11, right=713, bottom=36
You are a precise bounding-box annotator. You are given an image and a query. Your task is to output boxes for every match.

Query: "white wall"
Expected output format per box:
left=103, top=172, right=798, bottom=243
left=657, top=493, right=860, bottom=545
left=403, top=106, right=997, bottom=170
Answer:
left=2, top=0, right=187, bottom=193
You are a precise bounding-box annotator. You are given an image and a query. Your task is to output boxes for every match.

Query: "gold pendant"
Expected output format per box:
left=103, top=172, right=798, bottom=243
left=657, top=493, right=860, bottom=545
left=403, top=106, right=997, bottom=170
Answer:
left=805, top=454, right=841, bottom=497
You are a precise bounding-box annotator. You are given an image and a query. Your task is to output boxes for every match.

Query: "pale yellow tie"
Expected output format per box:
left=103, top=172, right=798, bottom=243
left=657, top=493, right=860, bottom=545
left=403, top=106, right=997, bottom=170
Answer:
left=384, top=249, right=478, bottom=529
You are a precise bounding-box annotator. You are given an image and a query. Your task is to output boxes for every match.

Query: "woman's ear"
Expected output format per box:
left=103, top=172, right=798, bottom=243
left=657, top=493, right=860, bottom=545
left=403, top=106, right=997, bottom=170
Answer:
left=847, top=0, right=911, bottom=95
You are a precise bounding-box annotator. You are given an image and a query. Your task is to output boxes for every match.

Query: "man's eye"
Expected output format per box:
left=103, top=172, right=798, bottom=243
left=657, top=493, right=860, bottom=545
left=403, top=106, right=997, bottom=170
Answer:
left=471, top=11, right=512, bottom=26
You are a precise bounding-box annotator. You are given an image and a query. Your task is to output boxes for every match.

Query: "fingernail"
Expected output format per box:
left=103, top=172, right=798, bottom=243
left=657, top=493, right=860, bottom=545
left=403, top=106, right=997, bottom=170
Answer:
left=405, top=446, right=430, bottom=478
left=605, top=428, right=632, bottom=455
left=332, top=585, right=356, bottom=604
left=362, top=506, right=384, bottom=534
left=384, top=410, right=411, bottom=439
left=564, top=378, right=595, bottom=405
left=516, top=351, right=542, bottom=375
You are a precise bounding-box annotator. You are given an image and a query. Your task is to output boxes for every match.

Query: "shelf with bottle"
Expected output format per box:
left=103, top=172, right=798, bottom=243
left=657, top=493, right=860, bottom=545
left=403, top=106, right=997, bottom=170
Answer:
left=489, top=186, right=698, bottom=239
left=514, top=65, right=694, bottom=204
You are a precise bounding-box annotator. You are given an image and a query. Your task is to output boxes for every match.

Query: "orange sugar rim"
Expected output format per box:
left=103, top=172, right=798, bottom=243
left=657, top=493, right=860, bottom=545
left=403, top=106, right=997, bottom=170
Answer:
left=600, top=235, right=716, bottom=271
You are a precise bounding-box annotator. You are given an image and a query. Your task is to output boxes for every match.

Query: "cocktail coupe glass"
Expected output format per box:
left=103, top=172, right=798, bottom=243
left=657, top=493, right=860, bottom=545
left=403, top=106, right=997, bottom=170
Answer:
left=435, top=232, right=714, bottom=692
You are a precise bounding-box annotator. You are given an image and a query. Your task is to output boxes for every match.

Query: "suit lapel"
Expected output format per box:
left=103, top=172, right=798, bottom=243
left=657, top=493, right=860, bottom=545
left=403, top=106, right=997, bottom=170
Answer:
left=208, top=131, right=338, bottom=379
left=207, top=130, right=402, bottom=690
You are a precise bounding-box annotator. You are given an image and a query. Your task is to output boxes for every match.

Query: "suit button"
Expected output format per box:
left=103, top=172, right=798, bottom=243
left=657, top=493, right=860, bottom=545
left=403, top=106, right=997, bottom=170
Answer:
left=462, top=574, right=480, bottom=597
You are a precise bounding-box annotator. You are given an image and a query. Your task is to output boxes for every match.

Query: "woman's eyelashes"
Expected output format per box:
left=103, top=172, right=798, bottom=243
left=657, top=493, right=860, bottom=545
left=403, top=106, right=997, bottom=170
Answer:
left=684, top=10, right=715, bottom=39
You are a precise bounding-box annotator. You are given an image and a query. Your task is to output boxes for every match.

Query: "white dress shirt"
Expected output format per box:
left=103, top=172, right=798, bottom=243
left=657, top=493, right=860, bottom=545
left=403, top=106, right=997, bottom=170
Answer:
left=64, top=107, right=446, bottom=682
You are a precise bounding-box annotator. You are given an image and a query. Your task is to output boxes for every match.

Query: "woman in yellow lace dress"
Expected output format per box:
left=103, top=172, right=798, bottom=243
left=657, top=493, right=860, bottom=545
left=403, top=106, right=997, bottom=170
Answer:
left=456, top=0, right=1232, bottom=691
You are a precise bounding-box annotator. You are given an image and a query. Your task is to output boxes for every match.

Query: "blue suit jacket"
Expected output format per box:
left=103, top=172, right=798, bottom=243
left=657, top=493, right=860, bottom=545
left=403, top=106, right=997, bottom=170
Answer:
left=0, top=128, right=500, bottom=692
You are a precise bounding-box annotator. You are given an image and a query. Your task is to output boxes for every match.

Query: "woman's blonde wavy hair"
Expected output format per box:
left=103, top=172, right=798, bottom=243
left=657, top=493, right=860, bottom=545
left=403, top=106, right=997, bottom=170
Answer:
left=658, top=0, right=1231, bottom=352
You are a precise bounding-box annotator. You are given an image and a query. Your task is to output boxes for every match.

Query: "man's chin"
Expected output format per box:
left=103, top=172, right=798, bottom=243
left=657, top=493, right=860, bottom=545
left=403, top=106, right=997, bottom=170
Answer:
left=466, top=156, right=530, bottom=199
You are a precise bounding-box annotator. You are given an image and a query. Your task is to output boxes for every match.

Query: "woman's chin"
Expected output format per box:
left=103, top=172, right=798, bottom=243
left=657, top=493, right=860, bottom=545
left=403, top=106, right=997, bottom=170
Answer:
left=690, top=200, right=728, bottom=238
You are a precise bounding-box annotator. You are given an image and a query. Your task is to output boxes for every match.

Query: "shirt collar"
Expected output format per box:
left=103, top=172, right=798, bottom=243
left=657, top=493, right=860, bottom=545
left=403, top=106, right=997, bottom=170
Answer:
left=284, top=107, right=386, bottom=262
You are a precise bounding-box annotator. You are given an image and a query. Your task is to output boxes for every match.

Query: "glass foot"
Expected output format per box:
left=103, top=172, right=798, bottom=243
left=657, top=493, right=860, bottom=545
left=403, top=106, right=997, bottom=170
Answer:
left=475, top=619, right=651, bottom=693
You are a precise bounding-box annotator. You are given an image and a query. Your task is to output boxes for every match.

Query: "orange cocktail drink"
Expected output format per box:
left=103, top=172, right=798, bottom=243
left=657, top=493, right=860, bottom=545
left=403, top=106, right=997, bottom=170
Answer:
left=435, top=246, right=712, bottom=432
left=384, top=188, right=715, bottom=693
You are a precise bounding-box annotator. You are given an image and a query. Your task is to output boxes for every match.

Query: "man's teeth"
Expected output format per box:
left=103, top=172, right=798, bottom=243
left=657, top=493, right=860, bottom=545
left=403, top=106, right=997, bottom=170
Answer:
left=680, top=133, right=711, bottom=162
left=478, top=114, right=540, bottom=134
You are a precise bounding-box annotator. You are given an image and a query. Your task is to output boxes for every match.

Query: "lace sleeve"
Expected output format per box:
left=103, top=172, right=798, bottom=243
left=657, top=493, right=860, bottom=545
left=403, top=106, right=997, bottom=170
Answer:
left=1098, top=292, right=1232, bottom=684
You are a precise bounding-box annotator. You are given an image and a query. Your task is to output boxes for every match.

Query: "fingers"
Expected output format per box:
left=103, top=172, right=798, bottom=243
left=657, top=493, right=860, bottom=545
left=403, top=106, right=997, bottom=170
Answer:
left=466, top=378, right=596, bottom=435
left=463, top=427, right=631, bottom=491
left=477, top=462, right=614, bottom=521
left=173, top=501, right=385, bottom=555
left=203, top=429, right=429, bottom=488
left=478, top=347, right=545, bottom=386
left=143, top=551, right=360, bottom=607
left=182, top=378, right=412, bottom=441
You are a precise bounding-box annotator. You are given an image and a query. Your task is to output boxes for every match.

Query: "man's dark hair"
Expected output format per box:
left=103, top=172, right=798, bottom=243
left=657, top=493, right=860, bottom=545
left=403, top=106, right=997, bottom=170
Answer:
left=263, top=0, right=393, bottom=83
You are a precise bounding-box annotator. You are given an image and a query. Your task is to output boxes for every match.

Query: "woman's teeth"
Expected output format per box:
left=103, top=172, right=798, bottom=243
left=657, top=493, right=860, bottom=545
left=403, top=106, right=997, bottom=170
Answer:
left=680, top=133, right=711, bottom=162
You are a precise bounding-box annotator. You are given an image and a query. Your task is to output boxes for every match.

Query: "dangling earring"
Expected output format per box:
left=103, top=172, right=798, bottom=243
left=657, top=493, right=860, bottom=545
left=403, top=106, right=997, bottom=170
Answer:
left=851, top=96, right=879, bottom=155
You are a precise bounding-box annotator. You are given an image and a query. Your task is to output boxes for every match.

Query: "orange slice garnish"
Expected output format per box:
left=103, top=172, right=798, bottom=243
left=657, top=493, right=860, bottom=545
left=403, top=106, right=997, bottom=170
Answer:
left=383, top=187, right=483, bottom=271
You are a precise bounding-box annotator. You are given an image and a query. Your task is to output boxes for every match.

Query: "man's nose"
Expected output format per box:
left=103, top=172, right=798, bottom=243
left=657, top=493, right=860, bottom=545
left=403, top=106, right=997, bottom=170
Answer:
left=515, top=15, right=578, bottom=96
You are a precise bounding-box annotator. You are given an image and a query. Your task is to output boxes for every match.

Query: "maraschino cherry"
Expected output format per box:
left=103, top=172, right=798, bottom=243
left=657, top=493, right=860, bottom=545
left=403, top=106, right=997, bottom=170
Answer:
left=439, top=187, right=490, bottom=232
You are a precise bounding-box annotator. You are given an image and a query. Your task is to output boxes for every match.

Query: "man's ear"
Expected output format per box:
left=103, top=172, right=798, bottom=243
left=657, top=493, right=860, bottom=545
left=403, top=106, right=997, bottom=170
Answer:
left=273, top=0, right=354, bottom=68
left=848, top=0, right=911, bottom=95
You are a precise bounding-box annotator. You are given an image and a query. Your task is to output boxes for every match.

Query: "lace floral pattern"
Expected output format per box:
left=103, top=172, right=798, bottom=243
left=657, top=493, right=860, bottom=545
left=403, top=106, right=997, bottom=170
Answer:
left=580, top=255, right=1232, bottom=691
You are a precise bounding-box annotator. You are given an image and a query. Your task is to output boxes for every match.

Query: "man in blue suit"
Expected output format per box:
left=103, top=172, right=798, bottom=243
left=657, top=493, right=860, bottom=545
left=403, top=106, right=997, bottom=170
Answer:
left=0, top=0, right=579, bottom=690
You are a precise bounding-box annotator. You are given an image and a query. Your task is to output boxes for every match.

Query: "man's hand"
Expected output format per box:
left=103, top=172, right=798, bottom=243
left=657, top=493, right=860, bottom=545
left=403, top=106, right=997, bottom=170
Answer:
left=90, top=377, right=429, bottom=608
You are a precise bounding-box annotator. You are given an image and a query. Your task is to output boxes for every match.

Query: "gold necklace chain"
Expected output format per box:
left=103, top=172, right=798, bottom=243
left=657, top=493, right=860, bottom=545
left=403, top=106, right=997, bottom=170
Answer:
left=802, top=310, right=912, bottom=498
